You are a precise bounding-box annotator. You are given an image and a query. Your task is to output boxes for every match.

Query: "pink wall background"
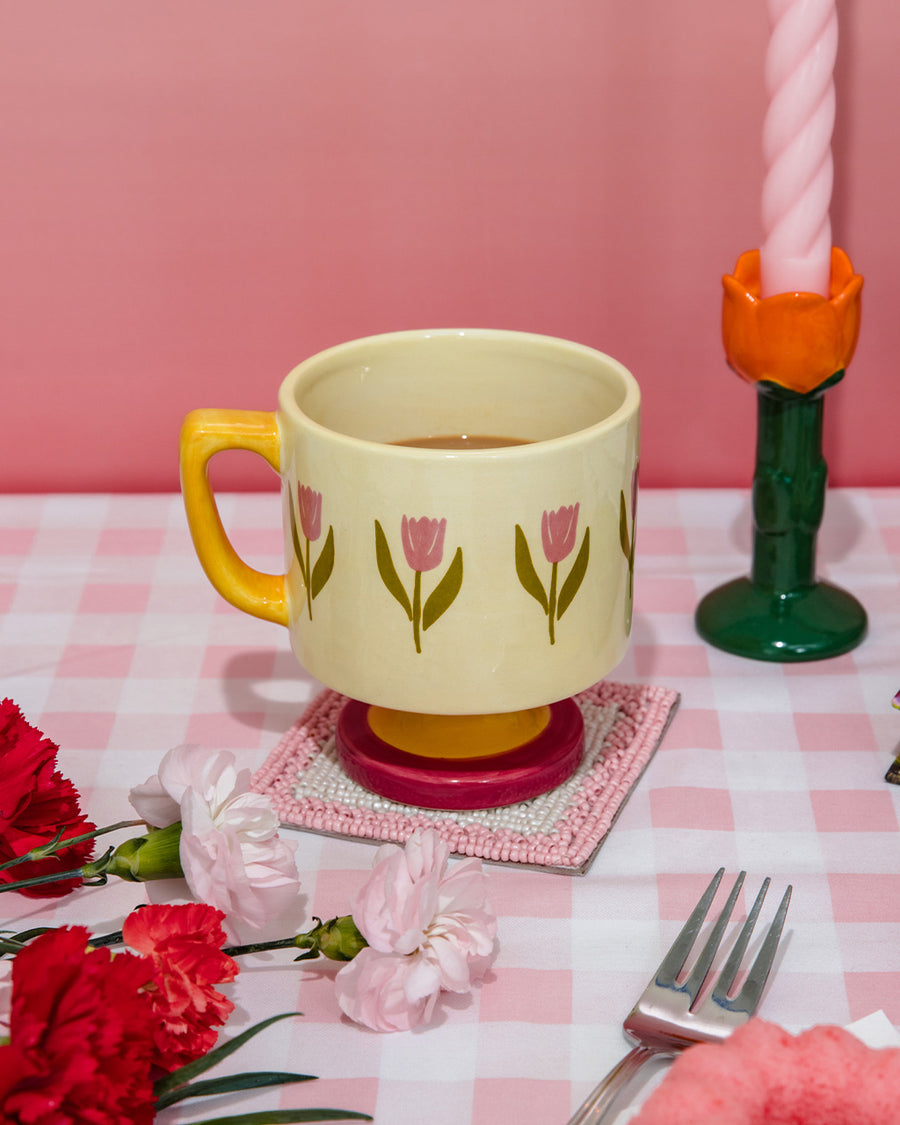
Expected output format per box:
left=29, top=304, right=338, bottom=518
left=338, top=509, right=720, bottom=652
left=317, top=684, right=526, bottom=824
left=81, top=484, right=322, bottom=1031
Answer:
left=1, top=1, right=898, bottom=492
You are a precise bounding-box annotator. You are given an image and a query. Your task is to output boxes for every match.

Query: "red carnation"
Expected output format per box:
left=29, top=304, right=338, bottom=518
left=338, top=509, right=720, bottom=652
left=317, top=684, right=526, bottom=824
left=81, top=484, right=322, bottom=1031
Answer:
left=0, top=927, right=157, bottom=1124
left=0, top=699, right=96, bottom=897
left=123, top=902, right=239, bottom=1072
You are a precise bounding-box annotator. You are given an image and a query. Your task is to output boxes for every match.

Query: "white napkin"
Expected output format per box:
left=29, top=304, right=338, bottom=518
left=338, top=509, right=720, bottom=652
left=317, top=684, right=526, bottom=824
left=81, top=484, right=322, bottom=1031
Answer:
left=844, top=1009, right=900, bottom=1048
left=612, top=1012, right=900, bottom=1123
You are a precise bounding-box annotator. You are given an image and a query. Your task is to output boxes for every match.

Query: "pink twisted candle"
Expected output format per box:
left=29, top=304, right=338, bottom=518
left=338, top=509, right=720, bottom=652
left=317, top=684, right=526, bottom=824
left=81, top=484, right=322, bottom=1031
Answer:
left=760, top=0, right=837, bottom=297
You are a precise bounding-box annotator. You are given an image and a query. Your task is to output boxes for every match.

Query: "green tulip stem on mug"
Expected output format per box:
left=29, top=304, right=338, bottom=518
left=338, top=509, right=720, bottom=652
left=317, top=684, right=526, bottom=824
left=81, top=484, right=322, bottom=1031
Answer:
left=289, top=484, right=335, bottom=620
left=375, top=516, right=464, bottom=653
left=515, top=504, right=590, bottom=644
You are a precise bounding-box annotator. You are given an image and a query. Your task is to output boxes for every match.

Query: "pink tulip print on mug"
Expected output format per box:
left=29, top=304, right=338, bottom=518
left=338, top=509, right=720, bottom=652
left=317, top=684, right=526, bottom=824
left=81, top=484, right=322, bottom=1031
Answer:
left=180, top=329, right=640, bottom=808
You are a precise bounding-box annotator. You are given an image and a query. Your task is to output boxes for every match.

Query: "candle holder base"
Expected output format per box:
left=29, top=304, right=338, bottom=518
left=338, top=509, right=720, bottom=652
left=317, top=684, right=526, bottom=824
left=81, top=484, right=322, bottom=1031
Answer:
left=696, top=576, right=867, bottom=662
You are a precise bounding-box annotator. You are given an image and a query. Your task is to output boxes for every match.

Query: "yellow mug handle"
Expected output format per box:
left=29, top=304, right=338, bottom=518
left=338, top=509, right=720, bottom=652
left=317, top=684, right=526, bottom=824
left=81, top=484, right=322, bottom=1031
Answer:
left=179, top=408, right=289, bottom=626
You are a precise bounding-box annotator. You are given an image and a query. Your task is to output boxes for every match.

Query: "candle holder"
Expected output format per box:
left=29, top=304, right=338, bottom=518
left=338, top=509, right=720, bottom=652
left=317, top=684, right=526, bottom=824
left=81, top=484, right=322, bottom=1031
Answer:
left=695, top=247, right=867, bottom=662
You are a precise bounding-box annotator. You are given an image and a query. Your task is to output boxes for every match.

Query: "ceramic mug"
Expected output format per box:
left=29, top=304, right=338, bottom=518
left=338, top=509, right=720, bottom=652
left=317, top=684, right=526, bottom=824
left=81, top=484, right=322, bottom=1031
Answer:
left=180, top=328, right=640, bottom=715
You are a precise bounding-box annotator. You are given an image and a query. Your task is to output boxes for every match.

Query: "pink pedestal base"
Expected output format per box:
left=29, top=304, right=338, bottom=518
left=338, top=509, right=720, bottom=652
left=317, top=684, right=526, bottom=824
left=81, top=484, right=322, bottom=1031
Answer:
left=334, top=698, right=585, bottom=810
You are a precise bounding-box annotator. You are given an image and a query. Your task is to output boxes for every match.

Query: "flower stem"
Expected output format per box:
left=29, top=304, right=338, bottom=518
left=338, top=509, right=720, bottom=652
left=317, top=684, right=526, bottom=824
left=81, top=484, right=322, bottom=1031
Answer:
left=0, top=819, right=145, bottom=874
left=547, top=561, right=558, bottom=644
left=305, top=537, right=313, bottom=619
left=412, top=569, right=422, bottom=653
left=0, top=848, right=116, bottom=893
left=224, top=916, right=367, bottom=962
left=89, top=929, right=125, bottom=947
left=223, top=936, right=302, bottom=957
left=95, top=917, right=368, bottom=960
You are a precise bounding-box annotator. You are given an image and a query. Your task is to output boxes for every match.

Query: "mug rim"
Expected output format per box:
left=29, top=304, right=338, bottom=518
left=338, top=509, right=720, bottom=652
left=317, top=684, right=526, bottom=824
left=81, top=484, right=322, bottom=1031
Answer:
left=276, top=326, right=640, bottom=452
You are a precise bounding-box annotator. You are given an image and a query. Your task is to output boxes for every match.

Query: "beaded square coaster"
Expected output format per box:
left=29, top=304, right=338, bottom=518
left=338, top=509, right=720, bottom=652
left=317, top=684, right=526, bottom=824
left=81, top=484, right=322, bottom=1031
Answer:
left=252, top=680, right=679, bottom=874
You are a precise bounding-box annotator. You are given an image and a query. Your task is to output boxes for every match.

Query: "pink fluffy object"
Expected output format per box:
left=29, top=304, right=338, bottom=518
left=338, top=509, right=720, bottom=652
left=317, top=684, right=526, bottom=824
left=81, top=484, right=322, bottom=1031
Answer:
left=631, top=1018, right=900, bottom=1124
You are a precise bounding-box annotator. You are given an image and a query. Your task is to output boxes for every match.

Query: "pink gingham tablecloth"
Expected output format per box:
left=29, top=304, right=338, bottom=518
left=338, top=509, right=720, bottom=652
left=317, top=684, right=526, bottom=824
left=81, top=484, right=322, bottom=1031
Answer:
left=1, top=488, right=899, bottom=1124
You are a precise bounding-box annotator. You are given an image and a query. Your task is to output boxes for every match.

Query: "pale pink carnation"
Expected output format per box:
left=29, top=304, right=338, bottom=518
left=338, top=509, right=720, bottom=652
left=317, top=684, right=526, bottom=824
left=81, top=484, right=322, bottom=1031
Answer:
left=334, top=829, right=497, bottom=1032
left=129, top=745, right=300, bottom=936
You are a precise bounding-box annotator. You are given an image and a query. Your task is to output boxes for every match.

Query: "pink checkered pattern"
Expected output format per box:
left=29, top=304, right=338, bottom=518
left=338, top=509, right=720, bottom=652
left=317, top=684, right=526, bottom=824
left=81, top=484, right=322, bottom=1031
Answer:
left=2, top=489, right=899, bottom=1125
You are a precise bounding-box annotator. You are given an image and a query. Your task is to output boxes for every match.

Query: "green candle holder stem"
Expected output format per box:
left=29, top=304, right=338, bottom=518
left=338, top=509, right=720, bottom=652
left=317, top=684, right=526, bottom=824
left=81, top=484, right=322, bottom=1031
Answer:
left=696, top=375, right=867, bottom=660
left=695, top=247, right=867, bottom=663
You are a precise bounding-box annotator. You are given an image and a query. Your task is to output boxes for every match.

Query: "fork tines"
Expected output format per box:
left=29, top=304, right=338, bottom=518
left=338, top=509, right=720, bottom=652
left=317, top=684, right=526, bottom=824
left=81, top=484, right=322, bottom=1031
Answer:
left=657, top=868, right=792, bottom=1016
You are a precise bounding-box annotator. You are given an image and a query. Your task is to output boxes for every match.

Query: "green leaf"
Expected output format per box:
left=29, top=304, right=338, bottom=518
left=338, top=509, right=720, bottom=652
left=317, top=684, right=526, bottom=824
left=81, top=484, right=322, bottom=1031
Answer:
left=619, top=491, right=631, bottom=559
left=9, top=926, right=54, bottom=943
left=155, top=1071, right=317, bottom=1111
left=289, top=500, right=308, bottom=585
left=514, top=524, right=548, bottom=612
left=422, top=546, right=463, bottom=630
left=184, top=1112, right=372, bottom=1123
left=557, top=527, right=590, bottom=619
left=1, top=925, right=59, bottom=956
left=374, top=520, right=412, bottom=620
left=310, top=526, right=335, bottom=599
left=154, top=1013, right=302, bottom=1096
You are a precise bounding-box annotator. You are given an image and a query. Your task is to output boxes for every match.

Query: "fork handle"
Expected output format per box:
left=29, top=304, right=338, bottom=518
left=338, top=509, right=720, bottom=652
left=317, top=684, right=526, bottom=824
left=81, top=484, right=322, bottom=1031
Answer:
left=566, top=1044, right=659, bottom=1125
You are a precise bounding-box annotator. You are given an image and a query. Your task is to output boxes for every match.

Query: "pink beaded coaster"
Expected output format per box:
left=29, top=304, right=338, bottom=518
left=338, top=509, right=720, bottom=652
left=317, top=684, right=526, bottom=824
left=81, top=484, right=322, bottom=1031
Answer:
left=251, top=680, right=680, bottom=874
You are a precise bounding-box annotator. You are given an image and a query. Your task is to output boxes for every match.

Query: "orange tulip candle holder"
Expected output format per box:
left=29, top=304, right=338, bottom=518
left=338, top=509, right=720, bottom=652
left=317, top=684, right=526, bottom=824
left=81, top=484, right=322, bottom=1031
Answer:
left=695, top=248, right=867, bottom=661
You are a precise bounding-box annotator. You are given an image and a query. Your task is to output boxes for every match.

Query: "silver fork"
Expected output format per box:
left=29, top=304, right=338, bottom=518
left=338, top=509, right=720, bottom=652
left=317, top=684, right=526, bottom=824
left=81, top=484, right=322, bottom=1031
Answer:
left=566, top=869, right=792, bottom=1125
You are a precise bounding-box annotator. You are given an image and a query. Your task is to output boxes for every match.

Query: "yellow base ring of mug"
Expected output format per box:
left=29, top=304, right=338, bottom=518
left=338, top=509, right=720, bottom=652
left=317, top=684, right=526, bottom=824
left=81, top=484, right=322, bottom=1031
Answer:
left=366, top=705, right=552, bottom=760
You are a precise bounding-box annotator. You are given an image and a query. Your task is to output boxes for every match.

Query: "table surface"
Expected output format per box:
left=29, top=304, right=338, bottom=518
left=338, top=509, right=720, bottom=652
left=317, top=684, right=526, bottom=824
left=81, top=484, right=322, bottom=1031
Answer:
left=2, top=488, right=899, bottom=1124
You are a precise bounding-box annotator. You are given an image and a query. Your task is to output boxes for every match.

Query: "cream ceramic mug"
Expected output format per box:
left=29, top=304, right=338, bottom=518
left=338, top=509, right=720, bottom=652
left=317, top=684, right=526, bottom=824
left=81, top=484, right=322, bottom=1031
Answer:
left=180, top=328, right=639, bottom=716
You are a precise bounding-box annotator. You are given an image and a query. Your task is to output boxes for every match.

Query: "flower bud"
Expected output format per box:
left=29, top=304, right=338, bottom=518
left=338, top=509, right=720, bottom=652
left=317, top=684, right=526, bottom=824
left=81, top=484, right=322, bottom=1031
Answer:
left=294, top=915, right=368, bottom=962
left=106, top=822, right=184, bottom=883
